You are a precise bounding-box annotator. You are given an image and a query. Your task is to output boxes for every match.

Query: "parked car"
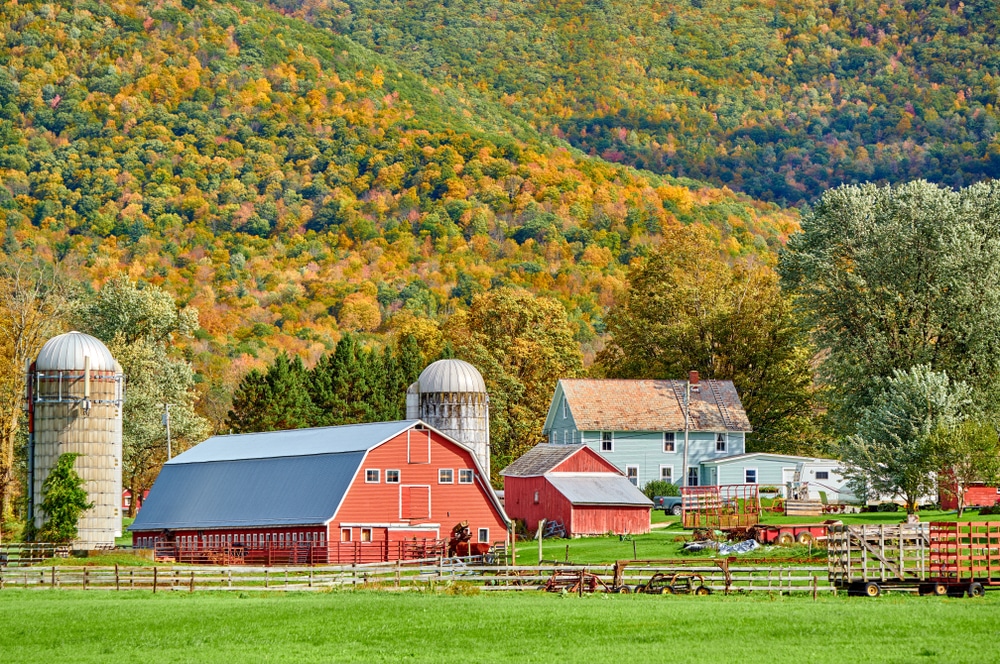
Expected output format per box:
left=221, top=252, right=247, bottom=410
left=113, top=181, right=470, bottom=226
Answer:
left=653, top=496, right=683, bottom=516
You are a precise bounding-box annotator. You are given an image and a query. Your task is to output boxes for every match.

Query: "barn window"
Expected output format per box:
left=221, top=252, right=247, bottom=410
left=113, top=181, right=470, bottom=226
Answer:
left=745, top=468, right=758, bottom=484
left=361, top=528, right=372, bottom=543
left=366, top=469, right=380, bottom=483
left=533, top=491, right=540, bottom=504
left=341, top=528, right=351, bottom=542
left=601, top=431, right=613, bottom=452
left=660, top=465, right=673, bottom=483
left=459, top=469, right=474, bottom=484
left=439, top=469, right=454, bottom=484
left=626, top=465, right=639, bottom=486
left=815, top=471, right=829, bottom=480
left=386, top=469, right=400, bottom=484
left=478, top=528, right=489, bottom=543
left=663, top=432, right=675, bottom=453
left=716, top=433, right=728, bottom=453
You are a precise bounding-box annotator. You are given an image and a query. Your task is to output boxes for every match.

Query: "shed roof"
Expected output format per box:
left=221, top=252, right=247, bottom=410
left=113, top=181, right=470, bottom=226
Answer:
left=550, top=379, right=751, bottom=433
left=547, top=474, right=653, bottom=507
left=499, top=444, right=588, bottom=477
left=699, top=453, right=840, bottom=466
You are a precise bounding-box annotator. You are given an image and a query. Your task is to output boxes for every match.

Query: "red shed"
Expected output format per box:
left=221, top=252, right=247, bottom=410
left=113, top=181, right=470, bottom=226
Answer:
left=501, top=444, right=652, bottom=537
left=940, top=483, right=1000, bottom=511
left=130, top=420, right=508, bottom=564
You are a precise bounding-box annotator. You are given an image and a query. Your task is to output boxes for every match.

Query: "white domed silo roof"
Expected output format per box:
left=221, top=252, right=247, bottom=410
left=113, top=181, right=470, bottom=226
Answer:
left=417, top=359, right=487, bottom=393
left=35, top=331, right=117, bottom=371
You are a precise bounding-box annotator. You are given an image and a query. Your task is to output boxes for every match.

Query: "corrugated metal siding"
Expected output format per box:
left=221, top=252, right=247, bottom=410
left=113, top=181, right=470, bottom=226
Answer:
left=571, top=505, right=650, bottom=536
left=131, top=452, right=365, bottom=530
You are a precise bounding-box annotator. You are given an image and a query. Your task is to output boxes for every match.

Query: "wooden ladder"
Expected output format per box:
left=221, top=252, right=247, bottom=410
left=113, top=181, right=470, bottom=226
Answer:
left=707, top=380, right=737, bottom=431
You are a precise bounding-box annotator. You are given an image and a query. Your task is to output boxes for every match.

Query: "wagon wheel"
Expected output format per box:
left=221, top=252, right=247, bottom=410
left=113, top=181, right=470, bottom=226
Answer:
left=694, top=586, right=712, bottom=596
left=932, top=583, right=948, bottom=596
left=968, top=582, right=985, bottom=598
left=659, top=586, right=673, bottom=595
left=796, top=532, right=814, bottom=545
left=615, top=585, right=632, bottom=594
left=864, top=582, right=881, bottom=598
left=776, top=533, right=794, bottom=546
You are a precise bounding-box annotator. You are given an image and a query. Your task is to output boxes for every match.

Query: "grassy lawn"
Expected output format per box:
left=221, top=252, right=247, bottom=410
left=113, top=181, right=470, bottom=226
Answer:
left=0, top=589, right=997, bottom=663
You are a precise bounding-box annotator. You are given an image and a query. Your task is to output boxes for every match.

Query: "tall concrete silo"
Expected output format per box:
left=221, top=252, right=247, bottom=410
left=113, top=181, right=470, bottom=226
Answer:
left=27, top=331, right=125, bottom=548
left=406, top=359, right=490, bottom=474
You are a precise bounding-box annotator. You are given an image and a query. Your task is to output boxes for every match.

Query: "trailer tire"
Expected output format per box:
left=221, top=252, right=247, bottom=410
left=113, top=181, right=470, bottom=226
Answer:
left=932, top=583, right=948, bottom=596
left=694, top=586, right=712, bottom=596
left=968, top=582, right=985, bottom=598
left=615, top=585, right=631, bottom=594
left=863, top=582, right=881, bottom=598
left=777, top=533, right=794, bottom=546
left=796, top=532, right=814, bottom=545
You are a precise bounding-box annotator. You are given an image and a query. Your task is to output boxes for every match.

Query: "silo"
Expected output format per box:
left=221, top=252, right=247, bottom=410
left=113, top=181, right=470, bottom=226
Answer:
left=406, top=359, right=490, bottom=474
left=27, top=332, right=125, bottom=549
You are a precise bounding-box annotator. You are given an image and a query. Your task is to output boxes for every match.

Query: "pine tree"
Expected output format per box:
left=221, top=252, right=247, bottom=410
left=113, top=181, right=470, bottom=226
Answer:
left=227, top=353, right=313, bottom=433
left=34, top=453, right=93, bottom=543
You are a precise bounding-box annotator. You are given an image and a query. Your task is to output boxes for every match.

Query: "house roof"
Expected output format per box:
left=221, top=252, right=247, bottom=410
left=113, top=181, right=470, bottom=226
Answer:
left=499, top=444, right=589, bottom=477
left=549, top=379, right=751, bottom=433
left=133, top=420, right=506, bottom=532
left=547, top=475, right=653, bottom=507
left=699, top=452, right=840, bottom=466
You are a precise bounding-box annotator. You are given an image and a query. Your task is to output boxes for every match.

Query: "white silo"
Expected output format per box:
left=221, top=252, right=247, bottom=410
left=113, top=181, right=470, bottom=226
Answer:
left=406, top=359, right=490, bottom=474
left=27, top=331, right=125, bottom=548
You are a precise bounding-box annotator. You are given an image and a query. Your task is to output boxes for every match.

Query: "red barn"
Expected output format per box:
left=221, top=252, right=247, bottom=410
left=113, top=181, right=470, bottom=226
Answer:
left=130, top=420, right=508, bottom=564
left=501, top=444, right=652, bottom=537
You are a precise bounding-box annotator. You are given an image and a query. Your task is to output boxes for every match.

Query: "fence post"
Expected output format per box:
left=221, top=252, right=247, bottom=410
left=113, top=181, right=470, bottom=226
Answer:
left=115, top=563, right=119, bottom=592
left=812, top=574, right=818, bottom=601
left=153, top=566, right=157, bottom=594
left=190, top=571, right=195, bottom=593
left=51, top=565, right=56, bottom=589
left=83, top=568, right=89, bottom=591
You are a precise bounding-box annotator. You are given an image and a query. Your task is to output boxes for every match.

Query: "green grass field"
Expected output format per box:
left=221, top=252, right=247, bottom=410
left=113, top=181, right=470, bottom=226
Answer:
left=1, top=589, right=998, bottom=663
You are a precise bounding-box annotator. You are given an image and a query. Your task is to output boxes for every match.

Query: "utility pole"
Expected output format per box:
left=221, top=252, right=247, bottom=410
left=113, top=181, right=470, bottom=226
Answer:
left=682, top=378, right=690, bottom=487
left=163, top=403, right=172, bottom=460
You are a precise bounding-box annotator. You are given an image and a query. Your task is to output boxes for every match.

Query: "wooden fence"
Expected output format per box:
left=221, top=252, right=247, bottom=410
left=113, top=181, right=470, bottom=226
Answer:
left=0, top=561, right=835, bottom=594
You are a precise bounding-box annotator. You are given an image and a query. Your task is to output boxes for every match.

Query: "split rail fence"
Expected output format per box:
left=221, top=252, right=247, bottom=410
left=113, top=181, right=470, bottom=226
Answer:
left=0, top=561, right=835, bottom=594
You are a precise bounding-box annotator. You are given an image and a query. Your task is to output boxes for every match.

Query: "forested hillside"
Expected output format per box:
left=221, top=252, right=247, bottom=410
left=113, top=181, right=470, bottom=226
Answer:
left=0, top=0, right=794, bottom=430
left=285, top=0, right=1000, bottom=204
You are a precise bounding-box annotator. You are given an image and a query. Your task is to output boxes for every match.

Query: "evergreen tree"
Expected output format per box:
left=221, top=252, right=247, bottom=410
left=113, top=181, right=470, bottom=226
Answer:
left=34, top=453, right=93, bottom=543
left=227, top=353, right=313, bottom=433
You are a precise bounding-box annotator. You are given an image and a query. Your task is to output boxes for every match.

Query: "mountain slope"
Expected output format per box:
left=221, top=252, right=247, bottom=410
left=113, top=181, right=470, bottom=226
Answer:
left=287, top=0, right=1000, bottom=204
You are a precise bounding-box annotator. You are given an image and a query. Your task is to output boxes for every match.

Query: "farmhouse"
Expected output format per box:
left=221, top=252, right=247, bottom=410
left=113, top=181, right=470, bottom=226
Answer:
left=501, top=444, right=652, bottom=536
left=130, top=420, right=508, bottom=563
left=542, top=373, right=751, bottom=489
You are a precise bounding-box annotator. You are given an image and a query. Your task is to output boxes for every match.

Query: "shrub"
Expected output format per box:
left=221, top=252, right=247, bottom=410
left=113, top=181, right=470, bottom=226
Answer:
left=877, top=502, right=900, bottom=513
left=977, top=505, right=1000, bottom=516
left=642, top=480, right=679, bottom=500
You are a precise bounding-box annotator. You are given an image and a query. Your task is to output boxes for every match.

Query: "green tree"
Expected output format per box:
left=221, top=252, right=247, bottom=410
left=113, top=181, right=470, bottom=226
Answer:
left=933, top=420, right=1000, bottom=517
left=228, top=353, right=314, bottom=433
left=34, top=453, right=92, bottom=543
left=73, top=277, right=209, bottom=517
left=600, top=229, right=819, bottom=454
left=780, top=181, right=1000, bottom=433
left=839, top=366, right=970, bottom=514
left=445, top=288, right=582, bottom=482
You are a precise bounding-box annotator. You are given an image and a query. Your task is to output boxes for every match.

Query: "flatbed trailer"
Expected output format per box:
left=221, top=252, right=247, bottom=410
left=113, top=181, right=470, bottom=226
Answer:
left=828, top=522, right=1000, bottom=597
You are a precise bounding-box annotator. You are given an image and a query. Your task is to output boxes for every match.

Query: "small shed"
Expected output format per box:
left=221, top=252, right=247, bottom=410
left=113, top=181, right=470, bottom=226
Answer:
left=501, top=444, right=652, bottom=537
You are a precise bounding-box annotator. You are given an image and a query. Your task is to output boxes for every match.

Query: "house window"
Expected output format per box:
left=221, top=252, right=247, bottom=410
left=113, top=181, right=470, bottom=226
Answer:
left=815, top=471, right=829, bottom=480
left=688, top=467, right=699, bottom=487
left=341, top=528, right=351, bottom=542
left=478, top=528, right=489, bottom=543
left=549, top=432, right=555, bottom=444
left=361, top=528, right=372, bottom=543
left=663, top=432, right=675, bottom=453
left=660, top=466, right=673, bottom=483
left=562, top=430, right=567, bottom=445
left=562, top=396, right=567, bottom=419
left=459, top=469, right=474, bottom=484
left=626, top=465, right=639, bottom=486
left=745, top=468, right=758, bottom=484
left=533, top=491, right=540, bottom=504
left=386, top=469, right=400, bottom=484
left=601, top=431, right=613, bottom=452
left=439, top=469, right=454, bottom=484
left=365, top=469, right=380, bottom=483
left=716, top=433, right=728, bottom=453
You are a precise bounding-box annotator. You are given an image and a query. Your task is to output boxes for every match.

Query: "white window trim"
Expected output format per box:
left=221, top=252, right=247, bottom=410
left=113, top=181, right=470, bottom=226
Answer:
left=745, top=467, right=758, bottom=484
left=341, top=528, right=352, bottom=542
left=601, top=431, right=614, bottom=453
left=715, top=432, right=728, bottom=454
left=687, top=467, right=700, bottom=487
left=478, top=528, right=489, bottom=543
left=659, top=465, right=674, bottom=483
left=626, top=465, right=639, bottom=486
left=562, top=396, right=567, bottom=419
left=365, top=469, right=380, bottom=483
left=663, top=432, right=676, bottom=453
left=386, top=469, right=400, bottom=484
left=459, top=469, right=474, bottom=484
left=438, top=468, right=454, bottom=484
left=360, top=527, right=373, bottom=543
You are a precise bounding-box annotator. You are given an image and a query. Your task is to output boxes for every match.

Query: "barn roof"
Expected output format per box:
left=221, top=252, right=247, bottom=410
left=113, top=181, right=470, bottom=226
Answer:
left=547, top=379, right=751, bottom=433
left=546, top=474, right=653, bottom=507
left=499, top=444, right=588, bottom=477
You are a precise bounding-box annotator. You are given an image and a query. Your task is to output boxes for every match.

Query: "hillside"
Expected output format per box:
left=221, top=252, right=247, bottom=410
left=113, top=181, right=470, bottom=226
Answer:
left=284, top=0, right=1000, bottom=205
left=0, top=0, right=795, bottom=425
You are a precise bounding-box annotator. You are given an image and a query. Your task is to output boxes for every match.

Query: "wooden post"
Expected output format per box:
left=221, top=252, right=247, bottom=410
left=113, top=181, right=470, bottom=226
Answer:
left=190, top=571, right=195, bottom=593
left=537, top=519, right=545, bottom=564
left=115, top=563, right=119, bottom=592
left=153, top=566, right=158, bottom=594
left=632, top=540, right=637, bottom=561
left=130, top=569, right=134, bottom=589
left=51, top=565, right=56, bottom=588
left=812, top=574, right=818, bottom=601
left=83, top=568, right=89, bottom=591
left=565, top=544, right=569, bottom=562
left=264, top=569, right=268, bottom=589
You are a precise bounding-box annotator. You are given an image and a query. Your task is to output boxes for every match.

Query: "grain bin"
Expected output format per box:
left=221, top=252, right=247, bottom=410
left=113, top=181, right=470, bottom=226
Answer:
left=406, top=359, right=490, bottom=474
left=27, top=331, right=125, bottom=549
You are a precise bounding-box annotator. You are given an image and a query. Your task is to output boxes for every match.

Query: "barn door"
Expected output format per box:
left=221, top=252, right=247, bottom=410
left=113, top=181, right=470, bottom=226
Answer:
left=400, top=485, right=430, bottom=520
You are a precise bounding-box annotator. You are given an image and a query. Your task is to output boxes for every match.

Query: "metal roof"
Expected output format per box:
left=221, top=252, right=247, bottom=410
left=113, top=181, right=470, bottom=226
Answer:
left=131, top=453, right=364, bottom=530
left=167, top=420, right=421, bottom=464
left=499, top=444, right=587, bottom=477
left=550, top=379, right=752, bottom=433
left=415, top=359, right=487, bottom=394
left=699, top=453, right=841, bottom=466
left=546, top=474, right=653, bottom=507
left=35, top=331, right=119, bottom=372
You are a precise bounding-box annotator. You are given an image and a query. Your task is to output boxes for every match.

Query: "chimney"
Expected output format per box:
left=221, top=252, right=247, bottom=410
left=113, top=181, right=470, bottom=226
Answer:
left=688, top=370, right=699, bottom=386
